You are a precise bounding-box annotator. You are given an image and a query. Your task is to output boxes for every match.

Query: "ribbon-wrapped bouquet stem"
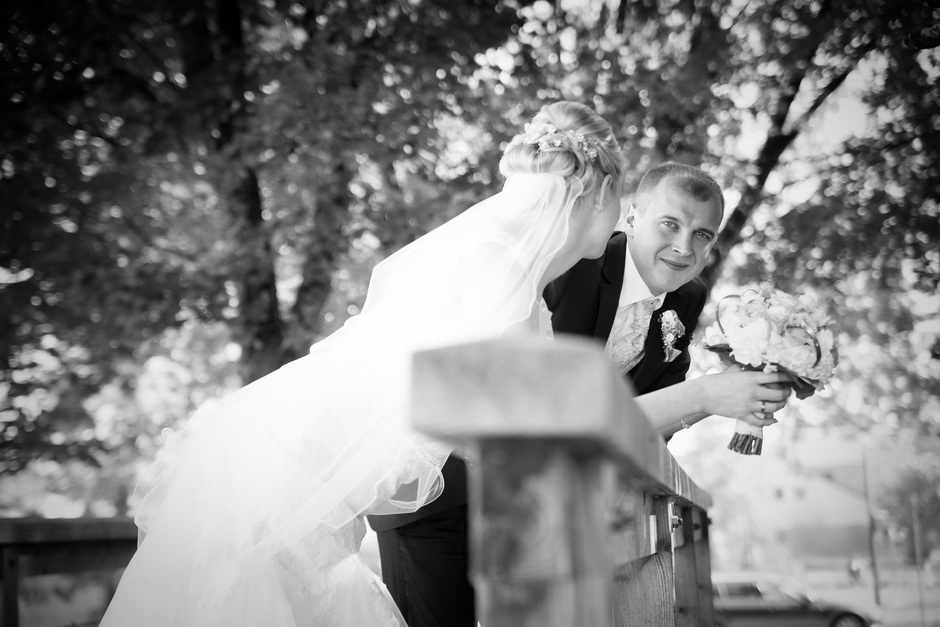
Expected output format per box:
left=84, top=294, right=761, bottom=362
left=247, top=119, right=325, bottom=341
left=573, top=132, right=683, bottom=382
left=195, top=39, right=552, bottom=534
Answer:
left=703, top=286, right=840, bottom=455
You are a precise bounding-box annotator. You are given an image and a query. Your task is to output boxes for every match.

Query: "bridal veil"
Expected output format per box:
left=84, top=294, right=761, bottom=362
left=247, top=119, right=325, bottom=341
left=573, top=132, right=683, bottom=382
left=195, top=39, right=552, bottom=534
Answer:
left=99, top=171, right=583, bottom=626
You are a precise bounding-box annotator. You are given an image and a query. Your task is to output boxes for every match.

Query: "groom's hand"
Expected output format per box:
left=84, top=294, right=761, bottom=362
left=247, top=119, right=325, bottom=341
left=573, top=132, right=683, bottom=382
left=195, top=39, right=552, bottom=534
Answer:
left=705, top=370, right=791, bottom=423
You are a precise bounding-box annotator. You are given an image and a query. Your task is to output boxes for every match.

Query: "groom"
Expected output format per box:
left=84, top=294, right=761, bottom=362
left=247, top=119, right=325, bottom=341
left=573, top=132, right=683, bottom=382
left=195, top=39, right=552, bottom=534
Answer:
left=546, top=161, right=723, bottom=413
left=368, top=162, right=724, bottom=627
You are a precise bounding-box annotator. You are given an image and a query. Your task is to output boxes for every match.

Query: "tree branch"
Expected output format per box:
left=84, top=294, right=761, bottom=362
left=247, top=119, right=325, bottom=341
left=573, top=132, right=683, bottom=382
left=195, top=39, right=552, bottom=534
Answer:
left=728, top=0, right=755, bottom=33
left=700, top=0, right=849, bottom=288
left=786, top=39, right=878, bottom=134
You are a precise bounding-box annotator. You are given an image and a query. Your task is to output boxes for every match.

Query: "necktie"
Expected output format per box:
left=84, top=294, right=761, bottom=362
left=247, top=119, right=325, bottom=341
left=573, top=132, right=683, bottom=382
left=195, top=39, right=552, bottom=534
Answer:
left=606, top=298, right=659, bottom=374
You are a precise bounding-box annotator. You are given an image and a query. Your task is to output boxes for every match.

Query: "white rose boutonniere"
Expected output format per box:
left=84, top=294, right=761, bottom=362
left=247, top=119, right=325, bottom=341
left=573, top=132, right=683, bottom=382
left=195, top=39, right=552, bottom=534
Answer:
left=660, top=310, right=686, bottom=362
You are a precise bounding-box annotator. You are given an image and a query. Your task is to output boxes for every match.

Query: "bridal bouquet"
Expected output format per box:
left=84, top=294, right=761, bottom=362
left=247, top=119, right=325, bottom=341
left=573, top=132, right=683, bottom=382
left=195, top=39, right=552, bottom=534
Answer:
left=702, top=286, right=839, bottom=455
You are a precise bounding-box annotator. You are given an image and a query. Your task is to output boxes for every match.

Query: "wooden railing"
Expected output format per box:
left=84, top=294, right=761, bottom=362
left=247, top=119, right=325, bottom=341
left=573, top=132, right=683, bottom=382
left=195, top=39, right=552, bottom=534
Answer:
left=1, top=336, right=713, bottom=627
left=0, top=516, right=137, bottom=627
left=411, top=335, right=714, bottom=627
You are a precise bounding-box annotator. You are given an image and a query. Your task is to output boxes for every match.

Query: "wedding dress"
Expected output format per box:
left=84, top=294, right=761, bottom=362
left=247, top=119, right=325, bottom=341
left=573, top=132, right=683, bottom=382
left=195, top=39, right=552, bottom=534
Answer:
left=100, top=173, right=578, bottom=627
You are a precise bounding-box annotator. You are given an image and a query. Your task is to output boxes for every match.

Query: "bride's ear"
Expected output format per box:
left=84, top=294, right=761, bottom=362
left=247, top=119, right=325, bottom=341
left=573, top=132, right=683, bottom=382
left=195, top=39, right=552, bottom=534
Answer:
left=594, top=175, right=613, bottom=212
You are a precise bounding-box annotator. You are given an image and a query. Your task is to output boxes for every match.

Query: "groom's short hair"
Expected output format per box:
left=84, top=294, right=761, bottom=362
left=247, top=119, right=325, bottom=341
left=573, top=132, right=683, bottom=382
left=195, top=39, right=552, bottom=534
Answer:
left=635, top=162, right=724, bottom=219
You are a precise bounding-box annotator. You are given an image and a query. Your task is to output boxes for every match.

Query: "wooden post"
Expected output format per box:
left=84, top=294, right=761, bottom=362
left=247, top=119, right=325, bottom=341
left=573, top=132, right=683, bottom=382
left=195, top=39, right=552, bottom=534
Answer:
left=410, top=336, right=714, bottom=627
left=691, top=507, right=715, bottom=625
left=673, top=503, right=702, bottom=626
left=613, top=496, right=676, bottom=626
left=0, top=517, right=137, bottom=627
left=2, top=545, right=18, bottom=627
left=468, top=439, right=611, bottom=627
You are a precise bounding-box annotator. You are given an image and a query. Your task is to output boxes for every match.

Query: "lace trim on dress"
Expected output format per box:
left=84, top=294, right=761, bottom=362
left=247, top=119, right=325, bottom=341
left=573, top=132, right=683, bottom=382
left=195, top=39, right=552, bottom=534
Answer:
left=413, top=440, right=439, bottom=469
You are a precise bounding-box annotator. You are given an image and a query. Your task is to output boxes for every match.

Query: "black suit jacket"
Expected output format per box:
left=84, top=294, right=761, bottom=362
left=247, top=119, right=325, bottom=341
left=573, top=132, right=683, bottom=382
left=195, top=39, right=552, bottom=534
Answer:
left=543, top=231, right=706, bottom=395
left=368, top=455, right=468, bottom=532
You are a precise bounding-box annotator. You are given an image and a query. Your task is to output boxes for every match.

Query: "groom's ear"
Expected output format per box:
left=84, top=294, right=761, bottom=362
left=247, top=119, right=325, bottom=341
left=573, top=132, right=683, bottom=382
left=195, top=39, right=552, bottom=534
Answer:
left=623, top=202, right=638, bottom=237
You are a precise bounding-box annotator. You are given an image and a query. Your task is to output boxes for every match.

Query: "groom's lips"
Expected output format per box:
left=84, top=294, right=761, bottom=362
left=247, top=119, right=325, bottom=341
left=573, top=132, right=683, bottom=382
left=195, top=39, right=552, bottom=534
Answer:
left=661, top=259, right=690, bottom=271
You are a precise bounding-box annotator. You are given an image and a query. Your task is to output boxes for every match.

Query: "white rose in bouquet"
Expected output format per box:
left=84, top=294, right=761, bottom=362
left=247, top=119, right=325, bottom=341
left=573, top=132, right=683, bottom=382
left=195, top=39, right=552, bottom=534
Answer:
left=703, top=285, right=840, bottom=455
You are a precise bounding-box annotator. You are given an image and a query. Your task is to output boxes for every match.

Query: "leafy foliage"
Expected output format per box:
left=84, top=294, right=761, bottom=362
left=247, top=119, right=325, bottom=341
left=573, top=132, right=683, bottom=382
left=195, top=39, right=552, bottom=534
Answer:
left=0, top=0, right=937, bottom=515
left=0, top=0, right=532, bottom=486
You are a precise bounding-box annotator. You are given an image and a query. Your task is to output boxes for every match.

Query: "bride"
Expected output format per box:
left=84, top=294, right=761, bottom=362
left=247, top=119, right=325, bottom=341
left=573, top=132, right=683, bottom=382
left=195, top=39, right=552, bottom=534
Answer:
left=100, top=101, right=629, bottom=626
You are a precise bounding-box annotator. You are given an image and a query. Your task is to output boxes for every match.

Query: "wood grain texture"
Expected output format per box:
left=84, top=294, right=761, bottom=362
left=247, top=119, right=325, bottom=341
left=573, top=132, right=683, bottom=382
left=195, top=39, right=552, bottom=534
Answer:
left=466, top=439, right=612, bottom=627
left=673, top=504, right=701, bottom=626
left=410, top=336, right=714, bottom=627
left=692, top=507, right=716, bottom=625
left=411, top=335, right=710, bottom=508
left=0, top=517, right=137, bottom=544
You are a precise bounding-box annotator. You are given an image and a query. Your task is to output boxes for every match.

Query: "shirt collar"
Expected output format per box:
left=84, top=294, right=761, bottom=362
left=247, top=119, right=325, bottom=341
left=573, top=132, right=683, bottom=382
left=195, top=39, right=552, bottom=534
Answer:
left=622, top=242, right=666, bottom=309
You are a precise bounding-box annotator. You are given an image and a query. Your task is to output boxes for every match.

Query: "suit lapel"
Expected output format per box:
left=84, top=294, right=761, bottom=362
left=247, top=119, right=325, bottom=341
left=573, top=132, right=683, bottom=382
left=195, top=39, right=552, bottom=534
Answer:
left=593, top=232, right=627, bottom=341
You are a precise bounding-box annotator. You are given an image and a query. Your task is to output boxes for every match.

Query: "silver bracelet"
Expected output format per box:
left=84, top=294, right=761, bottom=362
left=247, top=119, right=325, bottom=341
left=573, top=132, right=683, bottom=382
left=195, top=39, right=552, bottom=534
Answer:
left=680, top=417, right=691, bottom=430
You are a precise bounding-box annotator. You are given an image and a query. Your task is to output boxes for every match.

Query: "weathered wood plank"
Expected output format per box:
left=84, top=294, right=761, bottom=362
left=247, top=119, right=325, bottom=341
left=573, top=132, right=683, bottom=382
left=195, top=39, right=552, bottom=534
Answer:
left=3, top=546, right=18, bottom=627
left=467, top=439, right=612, bottom=627
left=410, top=336, right=714, bottom=627
left=0, top=518, right=137, bottom=627
left=692, top=507, right=715, bottom=625
left=607, top=482, right=656, bottom=566
left=15, top=541, right=136, bottom=577
left=673, top=504, right=700, bottom=626
left=612, top=496, right=678, bottom=626
left=0, top=518, right=137, bottom=544
left=411, top=336, right=710, bottom=508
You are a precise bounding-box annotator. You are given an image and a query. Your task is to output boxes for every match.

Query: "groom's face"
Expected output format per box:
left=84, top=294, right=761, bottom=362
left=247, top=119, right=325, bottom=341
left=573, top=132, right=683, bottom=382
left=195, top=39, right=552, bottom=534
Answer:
left=624, top=180, right=722, bottom=294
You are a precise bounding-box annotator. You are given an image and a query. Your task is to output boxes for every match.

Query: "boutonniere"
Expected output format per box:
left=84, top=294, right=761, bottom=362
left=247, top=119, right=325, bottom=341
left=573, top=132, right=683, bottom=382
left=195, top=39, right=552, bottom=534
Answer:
left=660, top=310, right=686, bottom=362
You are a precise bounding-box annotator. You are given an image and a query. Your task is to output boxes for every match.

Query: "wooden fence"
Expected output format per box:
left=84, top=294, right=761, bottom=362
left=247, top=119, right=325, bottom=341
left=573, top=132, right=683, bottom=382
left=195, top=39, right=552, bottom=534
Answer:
left=0, top=517, right=137, bottom=627
left=0, top=335, right=714, bottom=627
left=411, top=335, right=715, bottom=627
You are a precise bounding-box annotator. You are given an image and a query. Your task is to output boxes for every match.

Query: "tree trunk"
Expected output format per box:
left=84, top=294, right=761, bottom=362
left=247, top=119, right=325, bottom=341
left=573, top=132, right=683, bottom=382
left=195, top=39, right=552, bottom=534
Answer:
left=288, top=160, right=353, bottom=350
left=235, top=167, right=289, bottom=382
left=699, top=129, right=797, bottom=289
left=181, top=0, right=290, bottom=382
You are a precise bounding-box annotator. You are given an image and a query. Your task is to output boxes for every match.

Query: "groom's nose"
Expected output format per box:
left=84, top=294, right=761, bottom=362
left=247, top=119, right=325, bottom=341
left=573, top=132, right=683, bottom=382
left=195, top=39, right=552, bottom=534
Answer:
left=671, top=231, right=693, bottom=256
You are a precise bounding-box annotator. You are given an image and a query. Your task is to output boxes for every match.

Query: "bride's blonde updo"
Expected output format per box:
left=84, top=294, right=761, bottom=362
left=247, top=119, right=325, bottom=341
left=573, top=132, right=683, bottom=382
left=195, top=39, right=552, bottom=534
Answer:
left=499, top=101, right=625, bottom=197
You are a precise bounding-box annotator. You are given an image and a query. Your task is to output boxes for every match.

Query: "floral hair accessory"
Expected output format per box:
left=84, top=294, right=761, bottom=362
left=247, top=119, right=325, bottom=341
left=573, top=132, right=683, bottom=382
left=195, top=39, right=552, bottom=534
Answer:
left=511, top=122, right=600, bottom=162
left=660, top=310, right=685, bottom=363
left=702, top=283, right=840, bottom=455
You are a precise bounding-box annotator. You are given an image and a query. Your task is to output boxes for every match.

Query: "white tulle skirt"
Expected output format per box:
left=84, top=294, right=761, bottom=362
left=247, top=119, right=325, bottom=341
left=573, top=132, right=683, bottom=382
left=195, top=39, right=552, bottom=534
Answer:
left=100, top=319, right=449, bottom=626
left=103, top=516, right=407, bottom=627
